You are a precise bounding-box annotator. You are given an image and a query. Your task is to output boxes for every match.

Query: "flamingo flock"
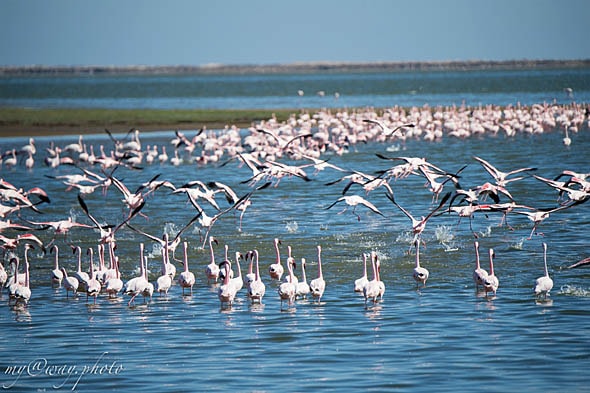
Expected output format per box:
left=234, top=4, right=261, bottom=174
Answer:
left=0, top=102, right=588, bottom=310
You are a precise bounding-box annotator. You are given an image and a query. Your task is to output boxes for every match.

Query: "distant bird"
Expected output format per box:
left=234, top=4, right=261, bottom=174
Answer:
left=412, top=240, right=429, bottom=288
left=309, top=245, right=326, bottom=303
left=325, top=195, right=384, bottom=221
left=482, top=249, right=499, bottom=296
left=363, top=119, right=415, bottom=138
left=534, top=243, right=553, bottom=300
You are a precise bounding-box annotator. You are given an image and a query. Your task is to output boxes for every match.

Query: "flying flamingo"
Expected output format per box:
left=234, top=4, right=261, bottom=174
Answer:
left=363, top=119, right=415, bottom=138
left=178, top=242, right=196, bottom=295
left=534, top=242, right=553, bottom=300
left=325, top=195, right=384, bottom=221
left=386, top=190, right=451, bottom=249
left=247, top=250, right=266, bottom=304
left=354, top=253, right=369, bottom=293
left=472, top=241, right=488, bottom=291
left=413, top=240, right=429, bottom=288
left=482, top=249, right=499, bottom=296
left=309, top=245, right=326, bottom=303
left=268, top=238, right=284, bottom=280
left=473, top=155, right=536, bottom=187
left=61, top=267, right=79, bottom=298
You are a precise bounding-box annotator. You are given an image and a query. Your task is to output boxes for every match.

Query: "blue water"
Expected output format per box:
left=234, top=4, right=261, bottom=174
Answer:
left=0, top=69, right=589, bottom=392
left=1, top=68, right=590, bottom=109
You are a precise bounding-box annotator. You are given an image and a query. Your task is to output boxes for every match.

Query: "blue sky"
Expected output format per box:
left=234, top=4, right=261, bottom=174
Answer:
left=1, top=0, right=589, bottom=67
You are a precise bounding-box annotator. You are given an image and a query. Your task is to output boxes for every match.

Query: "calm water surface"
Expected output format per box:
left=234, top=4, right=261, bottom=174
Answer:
left=0, top=70, right=590, bottom=392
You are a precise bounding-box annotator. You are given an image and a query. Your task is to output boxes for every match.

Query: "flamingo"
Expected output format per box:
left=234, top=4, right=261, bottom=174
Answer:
left=104, top=259, right=123, bottom=299
left=268, top=238, right=284, bottom=280
left=124, top=243, right=149, bottom=306
left=85, top=251, right=102, bottom=304
left=205, top=236, right=220, bottom=284
left=178, top=242, right=196, bottom=295
left=309, top=245, right=326, bottom=303
left=363, top=119, right=415, bottom=138
left=283, top=246, right=298, bottom=285
left=50, top=245, right=63, bottom=286
left=482, top=249, right=499, bottom=296
left=472, top=241, right=488, bottom=291
left=229, top=251, right=244, bottom=293
left=354, top=253, right=369, bottom=293
left=534, top=242, right=553, bottom=300
left=142, top=255, right=154, bottom=303
left=325, top=195, right=384, bottom=221
left=72, top=246, right=90, bottom=290
left=218, top=262, right=237, bottom=309
left=278, top=257, right=296, bottom=309
left=374, top=252, right=385, bottom=300
left=61, top=267, right=79, bottom=298
left=363, top=251, right=382, bottom=307
left=156, top=240, right=172, bottom=297
left=0, top=261, right=7, bottom=288
left=295, top=258, right=310, bottom=300
left=244, top=251, right=256, bottom=290
left=14, top=255, right=31, bottom=306
left=413, top=240, right=429, bottom=287
left=473, top=156, right=536, bottom=188
left=248, top=250, right=266, bottom=304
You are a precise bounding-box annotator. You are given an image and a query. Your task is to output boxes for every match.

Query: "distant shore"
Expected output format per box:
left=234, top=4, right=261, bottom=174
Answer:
left=2, top=59, right=590, bottom=76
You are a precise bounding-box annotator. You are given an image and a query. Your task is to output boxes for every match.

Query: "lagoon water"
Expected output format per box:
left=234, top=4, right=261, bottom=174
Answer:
left=0, top=68, right=590, bottom=392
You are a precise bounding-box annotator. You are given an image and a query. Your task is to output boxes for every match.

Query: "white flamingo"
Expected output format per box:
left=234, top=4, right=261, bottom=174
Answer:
left=205, top=236, right=220, bottom=284
left=354, top=253, right=369, bottom=293
left=61, top=267, right=79, bottom=298
left=472, top=241, right=488, bottom=291
left=72, top=246, right=89, bottom=291
left=85, top=251, right=102, bottom=304
left=295, top=258, right=310, bottom=300
left=278, top=258, right=296, bottom=310
left=50, top=245, right=64, bottom=285
left=309, top=245, right=326, bottom=303
left=104, top=259, right=123, bottom=299
left=363, top=251, right=382, bottom=307
left=178, top=241, right=196, bottom=295
left=156, top=240, right=172, bottom=297
left=483, top=249, right=499, bottom=296
left=248, top=250, right=266, bottom=304
left=413, top=240, right=429, bottom=287
left=268, top=238, right=284, bottom=280
left=534, top=242, right=553, bottom=300
left=124, top=243, right=149, bottom=306
left=218, top=262, right=237, bottom=309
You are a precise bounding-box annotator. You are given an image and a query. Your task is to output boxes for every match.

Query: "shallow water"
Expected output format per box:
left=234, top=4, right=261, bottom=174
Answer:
left=0, top=126, right=589, bottom=392
left=1, top=67, right=590, bottom=391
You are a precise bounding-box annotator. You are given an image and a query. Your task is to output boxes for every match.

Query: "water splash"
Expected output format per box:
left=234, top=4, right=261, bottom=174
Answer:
left=559, top=285, right=590, bottom=297
left=395, top=231, right=414, bottom=244
left=434, top=225, right=458, bottom=251
left=508, top=238, right=526, bottom=250
left=478, top=225, right=493, bottom=238
left=285, top=221, right=299, bottom=233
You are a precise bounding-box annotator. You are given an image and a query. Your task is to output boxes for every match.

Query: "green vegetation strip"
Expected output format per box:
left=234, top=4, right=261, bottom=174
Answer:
left=0, top=107, right=297, bottom=133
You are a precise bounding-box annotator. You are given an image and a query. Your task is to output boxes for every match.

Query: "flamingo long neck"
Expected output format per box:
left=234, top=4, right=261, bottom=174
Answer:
left=77, top=248, right=83, bottom=272
left=235, top=252, right=242, bottom=278
left=374, top=253, right=381, bottom=282
left=317, top=246, right=323, bottom=279
left=184, top=243, right=189, bottom=273
left=209, top=239, right=215, bottom=264
left=371, top=253, right=378, bottom=281
left=301, top=259, right=307, bottom=282
left=139, top=244, right=145, bottom=277
left=363, top=254, right=367, bottom=278
left=24, top=261, right=29, bottom=288
left=474, top=242, right=480, bottom=269
left=223, top=264, right=230, bottom=285
left=53, top=246, right=59, bottom=270
left=415, top=242, right=421, bottom=269
left=254, top=250, right=260, bottom=280
left=489, top=249, right=495, bottom=276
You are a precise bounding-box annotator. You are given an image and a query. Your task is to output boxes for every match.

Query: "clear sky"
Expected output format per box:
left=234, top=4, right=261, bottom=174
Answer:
left=1, top=0, right=589, bottom=67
